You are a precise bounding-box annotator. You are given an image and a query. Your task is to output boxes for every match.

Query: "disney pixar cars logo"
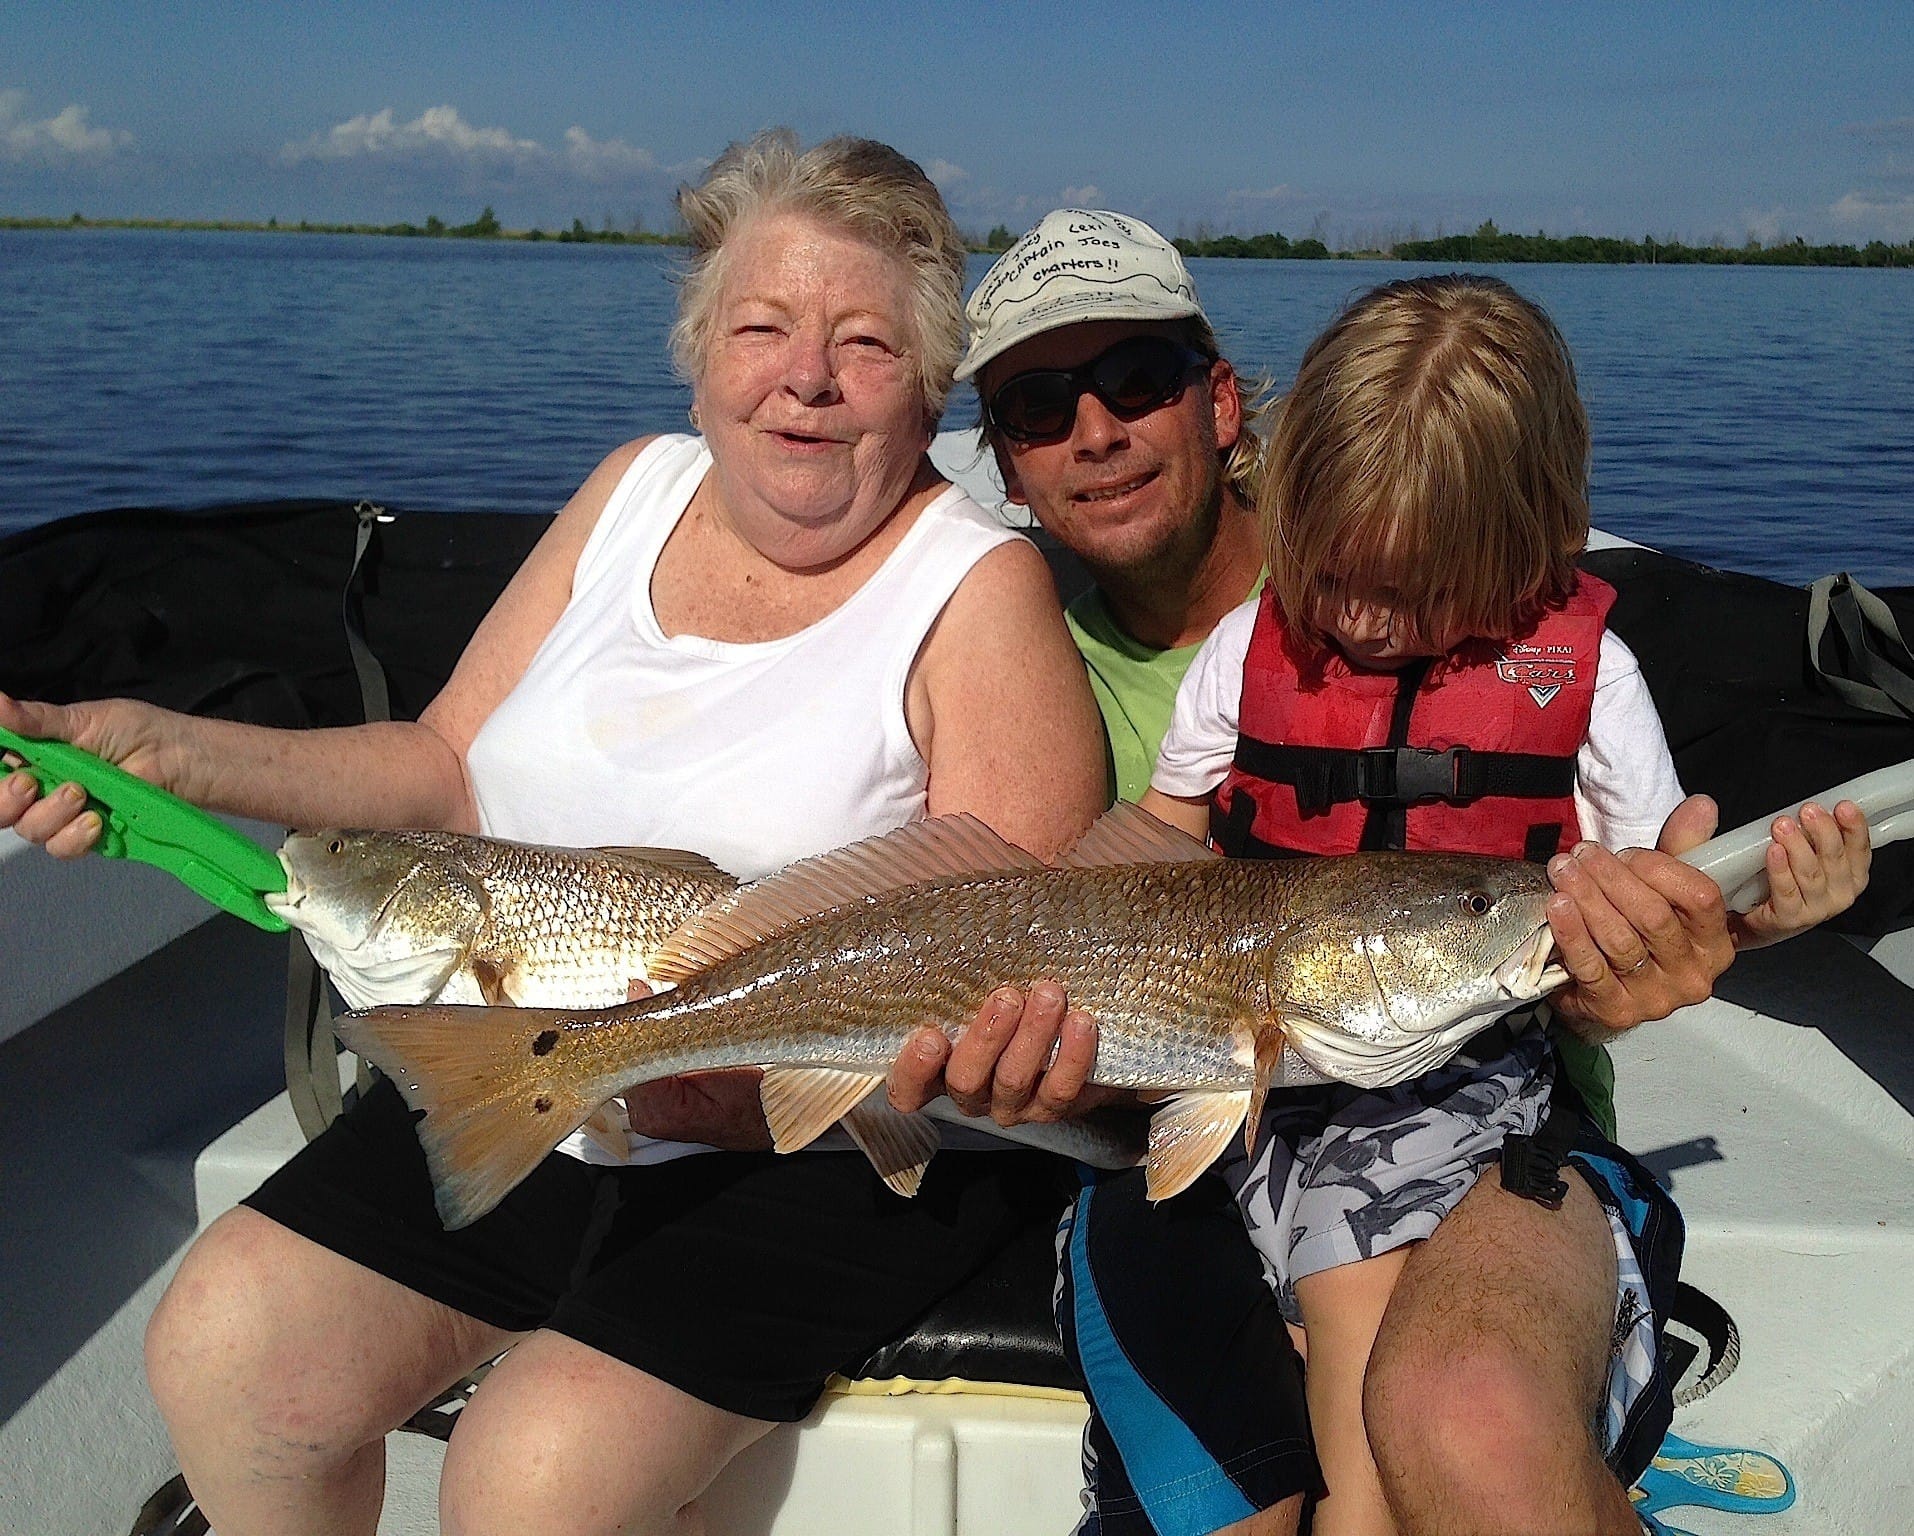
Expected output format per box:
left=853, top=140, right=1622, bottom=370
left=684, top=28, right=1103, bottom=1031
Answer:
left=1497, top=643, right=1579, bottom=708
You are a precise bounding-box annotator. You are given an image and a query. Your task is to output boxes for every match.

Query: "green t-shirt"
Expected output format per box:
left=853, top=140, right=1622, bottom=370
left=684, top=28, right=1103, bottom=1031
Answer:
left=1064, top=581, right=1617, bottom=1135
left=1065, top=587, right=1211, bottom=806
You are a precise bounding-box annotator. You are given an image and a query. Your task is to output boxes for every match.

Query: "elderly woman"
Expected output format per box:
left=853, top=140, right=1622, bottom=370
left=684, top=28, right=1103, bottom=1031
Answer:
left=1, top=131, right=1105, bottom=1535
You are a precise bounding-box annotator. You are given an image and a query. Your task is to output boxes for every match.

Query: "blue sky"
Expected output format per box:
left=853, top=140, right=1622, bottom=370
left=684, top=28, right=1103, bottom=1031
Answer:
left=4, top=1, right=1911, bottom=244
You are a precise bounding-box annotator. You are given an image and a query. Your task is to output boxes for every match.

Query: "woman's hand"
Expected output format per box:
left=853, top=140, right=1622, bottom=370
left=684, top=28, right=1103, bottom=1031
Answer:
left=0, top=692, right=186, bottom=857
left=1545, top=794, right=1735, bottom=1038
left=1730, top=799, right=1871, bottom=949
left=888, top=983, right=1119, bottom=1126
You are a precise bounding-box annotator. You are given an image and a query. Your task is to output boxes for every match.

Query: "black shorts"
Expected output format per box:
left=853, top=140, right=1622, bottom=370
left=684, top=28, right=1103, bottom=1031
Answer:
left=1056, top=1168, right=1322, bottom=1536
left=245, top=1077, right=1070, bottom=1423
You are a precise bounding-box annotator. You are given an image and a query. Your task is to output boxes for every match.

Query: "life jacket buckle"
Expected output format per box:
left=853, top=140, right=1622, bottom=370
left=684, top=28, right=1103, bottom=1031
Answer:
left=1357, top=746, right=1468, bottom=804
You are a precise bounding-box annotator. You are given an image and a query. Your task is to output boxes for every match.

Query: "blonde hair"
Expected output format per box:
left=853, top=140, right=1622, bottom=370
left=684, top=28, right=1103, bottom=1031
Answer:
left=1261, top=274, right=1590, bottom=655
left=670, top=129, right=967, bottom=422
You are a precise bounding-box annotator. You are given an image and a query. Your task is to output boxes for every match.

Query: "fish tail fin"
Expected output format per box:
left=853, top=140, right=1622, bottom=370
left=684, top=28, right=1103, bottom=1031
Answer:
left=335, top=1003, right=605, bottom=1230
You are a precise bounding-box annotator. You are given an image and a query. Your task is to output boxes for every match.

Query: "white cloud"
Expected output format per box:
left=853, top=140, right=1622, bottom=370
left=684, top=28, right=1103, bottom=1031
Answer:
left=0, top=88, right=131, bottom=163
left=924, top=158, right=969, bottom=188
left=563, top=126, right=657, bottom=180
left=1740, top=205, right=1788, bottom=244
left=1224, top=184, right=1298, bottom=204
left=1059, top=184, right=1102, bottom=206
left=281, top=105, right=539, bottom=166
left=1830, top=191, right=1914, bottom=240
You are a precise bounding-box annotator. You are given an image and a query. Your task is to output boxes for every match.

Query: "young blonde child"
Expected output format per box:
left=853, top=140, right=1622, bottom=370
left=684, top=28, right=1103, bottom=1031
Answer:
left=1141, top=275, right=1872, bottom=1535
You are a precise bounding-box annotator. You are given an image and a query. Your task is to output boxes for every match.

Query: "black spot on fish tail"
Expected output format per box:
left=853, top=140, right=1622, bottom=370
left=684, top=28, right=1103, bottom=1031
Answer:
left=533, top=1095, right=553, bottom=1115
left=532, top=1029, right=559, bottom=1057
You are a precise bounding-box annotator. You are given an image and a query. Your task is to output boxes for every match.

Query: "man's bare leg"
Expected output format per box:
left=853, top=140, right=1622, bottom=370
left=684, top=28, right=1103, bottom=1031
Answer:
left=1213, top=1496, right=1306, bottom=1536
left=1363, top=1171, right=1640, bottom=1536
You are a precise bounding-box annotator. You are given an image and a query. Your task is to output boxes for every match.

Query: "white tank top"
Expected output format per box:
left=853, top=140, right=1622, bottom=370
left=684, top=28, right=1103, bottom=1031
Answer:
left=465, top=435, right=1021, bottom=1163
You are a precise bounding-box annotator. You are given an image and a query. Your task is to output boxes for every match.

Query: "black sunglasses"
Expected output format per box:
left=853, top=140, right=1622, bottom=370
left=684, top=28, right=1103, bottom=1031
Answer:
left=986, top=335, right=1214, bottom=445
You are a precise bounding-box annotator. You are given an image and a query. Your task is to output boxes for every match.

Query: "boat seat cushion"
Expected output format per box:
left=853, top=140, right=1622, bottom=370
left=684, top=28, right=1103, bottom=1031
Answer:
left=847, top=1199, right=1078, bottom=1392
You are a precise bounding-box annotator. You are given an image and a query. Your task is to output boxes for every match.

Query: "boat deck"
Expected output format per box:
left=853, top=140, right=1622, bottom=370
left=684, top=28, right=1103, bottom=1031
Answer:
left=4, top=822, right=1910, bottom=1535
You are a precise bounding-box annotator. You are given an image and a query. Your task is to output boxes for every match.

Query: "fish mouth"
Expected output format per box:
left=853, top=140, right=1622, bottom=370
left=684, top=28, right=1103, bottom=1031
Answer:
left=263, top=854, right=304, bottom=919
left=1492, top=922, right=1568, bottom=999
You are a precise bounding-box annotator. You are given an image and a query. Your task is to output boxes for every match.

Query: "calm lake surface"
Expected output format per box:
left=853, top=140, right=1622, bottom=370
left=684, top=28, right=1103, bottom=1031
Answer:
left=3, top=228, right=1910, bottom=585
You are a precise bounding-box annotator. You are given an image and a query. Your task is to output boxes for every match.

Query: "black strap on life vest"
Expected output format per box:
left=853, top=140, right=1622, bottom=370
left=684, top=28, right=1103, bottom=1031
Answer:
left=1363, top=658, right=1432, bottom=851
left=1229, top=739, right=1578, bottom=819
left=1224, top=655, right=1574, bottom=861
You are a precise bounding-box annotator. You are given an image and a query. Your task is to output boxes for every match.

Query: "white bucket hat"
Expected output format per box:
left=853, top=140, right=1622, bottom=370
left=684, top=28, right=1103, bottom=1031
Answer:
left=954, top=209, right=1205, bottom=381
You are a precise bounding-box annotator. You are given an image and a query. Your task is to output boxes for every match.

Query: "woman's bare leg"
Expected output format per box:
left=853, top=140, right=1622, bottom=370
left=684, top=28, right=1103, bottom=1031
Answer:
left=145, top=1207, right=514, bottom=1536
left=439, top=1330, right=776, bottom=1536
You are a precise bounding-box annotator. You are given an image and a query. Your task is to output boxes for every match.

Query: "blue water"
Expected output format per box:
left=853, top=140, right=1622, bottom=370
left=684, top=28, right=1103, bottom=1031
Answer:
left=3, top=228, right=1910, bottom=586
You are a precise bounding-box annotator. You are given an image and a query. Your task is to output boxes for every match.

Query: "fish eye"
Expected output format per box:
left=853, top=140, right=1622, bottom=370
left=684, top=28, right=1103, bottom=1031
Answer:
left=327, top=837, right=347, bottom=855
left=1460, top=890, right=1493, bottom=917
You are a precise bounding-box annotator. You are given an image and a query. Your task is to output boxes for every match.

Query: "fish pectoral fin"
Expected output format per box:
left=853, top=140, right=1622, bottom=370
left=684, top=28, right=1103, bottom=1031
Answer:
left=578, top=1102, right=634, bottom=1162
left=758, top=1066, right=890, bottom=1155
left=842, top=1097, right=943, bottom=1198
left=1144, top=1089, right=1252, bottom=1202
left=1247, top=1024, right=1293, bottom=1157
left=469, top=954, right=520, bottom=1007
left=1055, top=801, right=1219, bottom=868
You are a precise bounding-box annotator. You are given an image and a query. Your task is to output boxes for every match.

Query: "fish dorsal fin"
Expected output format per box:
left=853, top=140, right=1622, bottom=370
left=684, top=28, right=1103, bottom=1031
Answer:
left=592, top=845, right=737, bottom=884
left=759, top=1066, right=890, bottom=1155
left=1056, top=801, right=1219, bottom=869
left=1143, top=1088, right=1252, bottom=1201
left=650, top=814, right=1044, bottom=985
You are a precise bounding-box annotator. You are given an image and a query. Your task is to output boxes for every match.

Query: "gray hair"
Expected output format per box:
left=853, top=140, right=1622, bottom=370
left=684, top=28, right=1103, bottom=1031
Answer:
left=670, top=129, right=967, bottom=422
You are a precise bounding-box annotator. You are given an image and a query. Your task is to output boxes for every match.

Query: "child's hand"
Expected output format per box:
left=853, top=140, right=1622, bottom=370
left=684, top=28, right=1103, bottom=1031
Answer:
left=1731, top=799, right=1871, bottom=948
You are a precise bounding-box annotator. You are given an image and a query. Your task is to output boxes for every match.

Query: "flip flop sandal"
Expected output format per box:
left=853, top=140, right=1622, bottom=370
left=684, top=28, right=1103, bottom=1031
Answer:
left=1630, top=1429, right=1796, bottom=1519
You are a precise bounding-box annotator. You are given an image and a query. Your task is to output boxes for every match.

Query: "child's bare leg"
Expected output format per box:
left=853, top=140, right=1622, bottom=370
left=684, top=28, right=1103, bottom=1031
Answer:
left=1293, top=1248, right=1414, bottom=1536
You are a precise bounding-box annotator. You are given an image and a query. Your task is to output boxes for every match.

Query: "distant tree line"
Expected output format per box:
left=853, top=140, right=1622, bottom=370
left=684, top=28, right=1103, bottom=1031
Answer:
left=1, top=208, right=683, bottom=245
left=11, top=211, right=1912, bottom=268
left=1392, top=220, right=1913, bottom=267
left=1173, top=232, right=1332, bottom=260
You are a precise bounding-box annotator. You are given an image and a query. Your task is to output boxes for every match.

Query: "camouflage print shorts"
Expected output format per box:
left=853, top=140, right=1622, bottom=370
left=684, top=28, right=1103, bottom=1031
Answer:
left=1221, top=1015, right=1555, bottom=1322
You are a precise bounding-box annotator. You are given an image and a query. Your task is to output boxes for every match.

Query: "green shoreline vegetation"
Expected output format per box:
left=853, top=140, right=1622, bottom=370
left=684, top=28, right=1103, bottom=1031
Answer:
left=6, top=211, right=1910, bottom=267
left=0, top=207, right=680, bottom=245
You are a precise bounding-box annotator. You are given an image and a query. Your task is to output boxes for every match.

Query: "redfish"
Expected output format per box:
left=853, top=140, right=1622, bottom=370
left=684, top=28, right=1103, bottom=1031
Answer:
left=265, top=829, right=736, bottom=1012
left=338, top=805, right=1560, bottom=1229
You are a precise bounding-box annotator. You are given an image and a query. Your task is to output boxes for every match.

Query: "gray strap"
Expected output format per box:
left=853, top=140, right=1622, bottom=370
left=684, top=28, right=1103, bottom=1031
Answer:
left=344, top=500, right=395, bottom=727
left=283, top=929, right=343, bottom=1141
left=1807, top=573, right=1914, bottom=719
left=283, top=501, right=397, bottom=1140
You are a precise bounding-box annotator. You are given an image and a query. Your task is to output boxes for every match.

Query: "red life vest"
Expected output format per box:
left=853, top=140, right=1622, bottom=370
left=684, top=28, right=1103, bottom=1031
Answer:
left=1209, top=574, right=1616, bottom=863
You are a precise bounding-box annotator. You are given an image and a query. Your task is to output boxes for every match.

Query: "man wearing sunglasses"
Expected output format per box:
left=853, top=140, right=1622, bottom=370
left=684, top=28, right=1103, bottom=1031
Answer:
left=891, top=209, right=1738, bottom=1536
left=946, top=209, right=1311, bottom=1536
left=962, top=210, right=1267, bottom=808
